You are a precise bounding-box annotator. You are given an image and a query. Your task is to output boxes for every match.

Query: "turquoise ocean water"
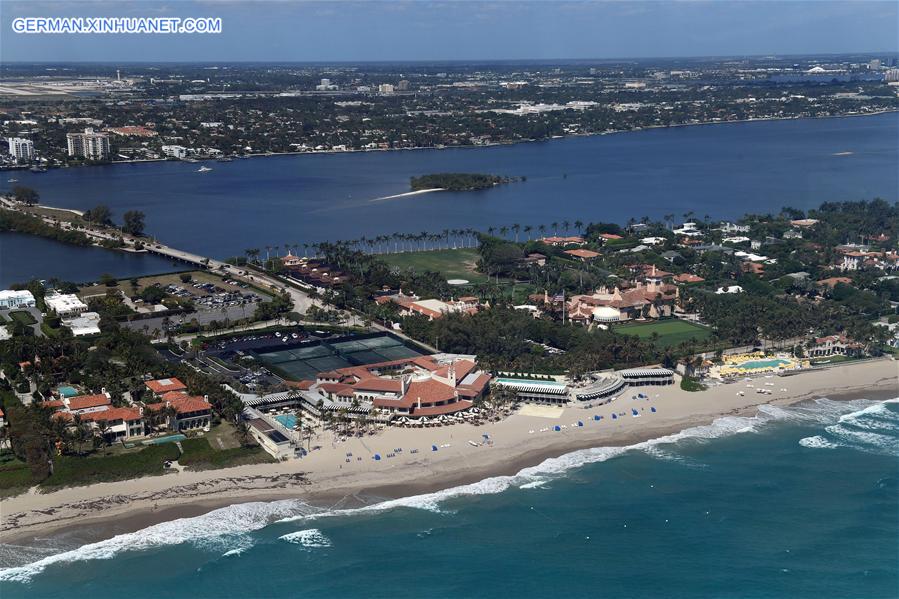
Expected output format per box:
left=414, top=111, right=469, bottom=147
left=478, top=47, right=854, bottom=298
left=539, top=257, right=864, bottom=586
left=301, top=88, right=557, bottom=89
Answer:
left=1, top=397, right=896, bottom=598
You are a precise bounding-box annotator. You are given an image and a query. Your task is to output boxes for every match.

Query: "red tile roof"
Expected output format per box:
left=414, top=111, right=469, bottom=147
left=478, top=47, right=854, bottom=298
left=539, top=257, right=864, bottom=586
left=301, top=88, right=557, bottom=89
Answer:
left=673, top=273, right=705, bottom=283
left=564, top=249, right=600, bottom=260
left=352, top=378, right=403, bottom=393
left=145, top=377, right=187, bottom=395
left=67, top=393, right=111, bottom=411
left=286, top=380, right=315, bottom=390
left=80, top=407, right=142, bottom=423
left=404, top=378, right=457, bottom=405
left=146, top=393, right=211, bottom=415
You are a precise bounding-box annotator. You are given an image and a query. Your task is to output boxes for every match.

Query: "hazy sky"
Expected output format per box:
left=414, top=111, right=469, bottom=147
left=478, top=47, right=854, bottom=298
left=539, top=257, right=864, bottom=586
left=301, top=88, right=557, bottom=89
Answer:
left=1, top=0, right=897, bottom=63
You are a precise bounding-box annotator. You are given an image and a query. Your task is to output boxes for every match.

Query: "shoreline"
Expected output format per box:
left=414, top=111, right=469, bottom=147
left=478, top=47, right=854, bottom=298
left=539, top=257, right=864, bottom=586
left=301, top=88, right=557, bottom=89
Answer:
left=2, top=110, right=895, bottom=174
left=2, top=358, right=897, bottom=551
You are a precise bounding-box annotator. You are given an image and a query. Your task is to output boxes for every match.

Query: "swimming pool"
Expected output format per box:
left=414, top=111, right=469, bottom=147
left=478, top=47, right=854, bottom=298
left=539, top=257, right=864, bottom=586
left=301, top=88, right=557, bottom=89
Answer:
left=143, top=434, right=187, bottom=445
left=274, top=414, right=297, bottom=429
left=735, top=359, right=791, bottom=370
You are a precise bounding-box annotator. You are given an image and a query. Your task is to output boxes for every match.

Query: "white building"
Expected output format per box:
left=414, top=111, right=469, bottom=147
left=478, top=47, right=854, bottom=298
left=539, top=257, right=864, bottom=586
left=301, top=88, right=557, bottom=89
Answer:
left=62, top=312, right=102, bottom=336
left=161, top=145, right=188, bottom=159
left=66, top=128, right=110, bottom=160
left=315, top=78, right=338, bottom=91
left=0, top=289, right=36, bottom=309
left=7, top=137, right=34, bottom=162
left=45, top=292, right=88, bottom=318
left=378, top=83, right=395, bottom=95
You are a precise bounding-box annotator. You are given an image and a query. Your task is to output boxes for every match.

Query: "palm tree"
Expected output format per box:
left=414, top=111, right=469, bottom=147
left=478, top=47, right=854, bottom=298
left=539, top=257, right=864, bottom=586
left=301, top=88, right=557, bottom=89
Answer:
left=512, top=223, right=521, bottom=242
left=235, top=419, right=250, bottom=446
left=524, top=225, right=533, bottom=240
left=574, top=220, right=584, bottom=234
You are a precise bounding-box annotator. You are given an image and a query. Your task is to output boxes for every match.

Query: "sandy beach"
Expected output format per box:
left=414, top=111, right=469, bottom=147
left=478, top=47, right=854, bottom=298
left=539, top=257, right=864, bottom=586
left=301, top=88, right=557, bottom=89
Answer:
left=2, top=359, right=897, bottom=547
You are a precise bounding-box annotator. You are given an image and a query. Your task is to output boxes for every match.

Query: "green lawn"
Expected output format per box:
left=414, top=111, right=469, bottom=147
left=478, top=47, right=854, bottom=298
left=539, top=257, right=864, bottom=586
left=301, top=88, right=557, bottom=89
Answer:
left=178, top=437, right=275, bottom=470
left=380, top=248, right=488, bottom=283
left=9, top=311, right=37, bottom=326
left=615, top=319, right=713, bottom=349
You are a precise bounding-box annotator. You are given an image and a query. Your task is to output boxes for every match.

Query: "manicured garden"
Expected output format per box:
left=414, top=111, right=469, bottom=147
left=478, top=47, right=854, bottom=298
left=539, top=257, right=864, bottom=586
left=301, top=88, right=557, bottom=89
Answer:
left=8, top=310, right=37, bottom=326
left=380, top=248, right=487, bottom=283
left=615, top=319, right=713, bottom=349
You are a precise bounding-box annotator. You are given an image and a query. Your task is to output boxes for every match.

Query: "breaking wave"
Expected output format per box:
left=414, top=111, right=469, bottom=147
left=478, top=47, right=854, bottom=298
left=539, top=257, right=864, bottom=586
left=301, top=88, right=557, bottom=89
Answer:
left=279, top=529, right=331, bottom=549
left=799, top=399, right=899, bottom=455
left=0, top=500, right=320, bottom=583
left=3, top=396, right=895, bottom=583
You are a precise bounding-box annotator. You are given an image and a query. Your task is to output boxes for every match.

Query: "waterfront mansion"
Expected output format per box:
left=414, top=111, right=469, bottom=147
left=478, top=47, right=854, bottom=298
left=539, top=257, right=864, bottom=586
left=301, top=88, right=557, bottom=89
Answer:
left=567, top=265, right=679, bottom=324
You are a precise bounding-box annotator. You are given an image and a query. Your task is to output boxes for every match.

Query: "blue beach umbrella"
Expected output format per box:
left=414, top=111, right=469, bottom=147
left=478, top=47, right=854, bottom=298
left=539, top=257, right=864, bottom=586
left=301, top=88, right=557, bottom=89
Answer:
left=577, top=421, right=584, bottom=427
left=374, top=454, right=381, bottom=461
left=593, top=415, right=601, bottom=421
left=553, top=425, right=561, bottom=431
left=612, top=413, right=618, bottom=419
left=651, top=407, right=657, bottom=413
left=432, top=445, right=438, bottom=451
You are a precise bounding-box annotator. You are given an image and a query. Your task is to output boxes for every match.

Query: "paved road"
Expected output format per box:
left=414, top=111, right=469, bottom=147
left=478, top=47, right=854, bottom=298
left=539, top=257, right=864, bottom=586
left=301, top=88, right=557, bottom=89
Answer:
left=3, top=197, right=317, bottom=314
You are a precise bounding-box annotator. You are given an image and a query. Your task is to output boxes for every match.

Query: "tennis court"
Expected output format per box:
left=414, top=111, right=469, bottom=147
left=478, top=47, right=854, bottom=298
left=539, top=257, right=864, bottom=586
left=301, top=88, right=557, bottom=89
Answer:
left=254, top=333, right=426, bottom=381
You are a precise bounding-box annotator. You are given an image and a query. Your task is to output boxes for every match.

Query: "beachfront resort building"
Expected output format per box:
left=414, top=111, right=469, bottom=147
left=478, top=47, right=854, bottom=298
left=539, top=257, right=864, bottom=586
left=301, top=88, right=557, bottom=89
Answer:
left=0, top=289, right=36, bottom=309
left=494, top=367, right=675, bottom=405
left=250, top=354, right=492, bottom=422
left=66, top=128, right=110, bottom=160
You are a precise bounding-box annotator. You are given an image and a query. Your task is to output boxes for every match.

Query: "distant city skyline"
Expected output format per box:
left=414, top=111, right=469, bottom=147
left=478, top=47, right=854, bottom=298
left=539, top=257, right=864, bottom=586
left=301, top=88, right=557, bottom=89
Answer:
left=1, top=0, right=897, bottom=63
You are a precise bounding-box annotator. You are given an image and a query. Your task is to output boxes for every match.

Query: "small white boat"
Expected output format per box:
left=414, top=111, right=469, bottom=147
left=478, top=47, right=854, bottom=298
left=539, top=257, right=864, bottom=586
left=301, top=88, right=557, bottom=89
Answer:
left=7, top=178, right=18, bottom=183
left=197, top=166, right=212, bottom=173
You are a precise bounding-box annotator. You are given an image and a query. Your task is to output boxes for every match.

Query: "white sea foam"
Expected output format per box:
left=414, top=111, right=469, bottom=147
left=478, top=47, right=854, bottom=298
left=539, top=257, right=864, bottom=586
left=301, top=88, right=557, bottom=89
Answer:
left=279, top=529, right=331, bottom=548
left=798, top=398, right=899, bottom=455
left=798, top=435, right=841, bottom=450
left=4, top=396, right=896, bottom=583
left=518, top=479, right=548, bottom=489
left=0, top=499, right=316, bottom=583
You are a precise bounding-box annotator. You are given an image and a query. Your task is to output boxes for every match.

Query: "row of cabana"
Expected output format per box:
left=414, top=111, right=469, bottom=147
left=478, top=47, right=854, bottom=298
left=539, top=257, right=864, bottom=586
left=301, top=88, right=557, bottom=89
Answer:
left=393, top=408, right=484, bottom=428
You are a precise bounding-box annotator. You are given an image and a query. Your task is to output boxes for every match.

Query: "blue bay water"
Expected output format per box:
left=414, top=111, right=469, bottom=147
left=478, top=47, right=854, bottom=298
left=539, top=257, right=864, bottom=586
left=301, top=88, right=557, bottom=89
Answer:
left=1, top=113, right=896, bottom=287
left=2, top=398, right=897, bottom=598
left=0, top=231, right=183, bottom=288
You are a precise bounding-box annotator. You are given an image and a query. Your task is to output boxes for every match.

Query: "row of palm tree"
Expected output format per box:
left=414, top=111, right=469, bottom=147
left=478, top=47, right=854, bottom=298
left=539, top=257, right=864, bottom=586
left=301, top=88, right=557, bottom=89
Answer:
left=242, top=220, right=600, bottom=266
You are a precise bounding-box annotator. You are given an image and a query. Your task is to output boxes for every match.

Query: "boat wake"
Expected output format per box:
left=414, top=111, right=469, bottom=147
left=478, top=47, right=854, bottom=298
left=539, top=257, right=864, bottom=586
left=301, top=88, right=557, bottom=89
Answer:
left=2, top=396, right=895, bottom=583
left=368, top=188, right=442, bottom=202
